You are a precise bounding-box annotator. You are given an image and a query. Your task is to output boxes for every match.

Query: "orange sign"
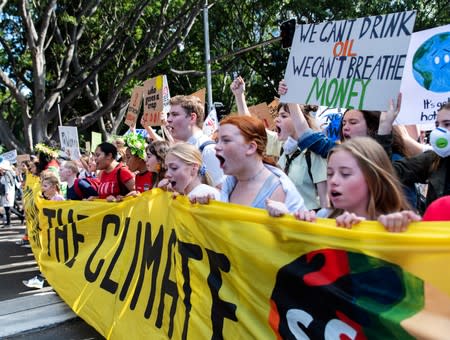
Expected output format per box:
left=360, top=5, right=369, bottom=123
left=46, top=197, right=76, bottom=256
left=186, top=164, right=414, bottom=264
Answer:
left=190, top=88, right=206, bottom=105
left=124, top=87, right=144, bottom=127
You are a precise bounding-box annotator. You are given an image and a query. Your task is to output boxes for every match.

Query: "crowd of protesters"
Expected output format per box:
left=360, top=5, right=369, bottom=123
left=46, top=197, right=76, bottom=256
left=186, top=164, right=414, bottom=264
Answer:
left=5, top=76, right=449, bottom=289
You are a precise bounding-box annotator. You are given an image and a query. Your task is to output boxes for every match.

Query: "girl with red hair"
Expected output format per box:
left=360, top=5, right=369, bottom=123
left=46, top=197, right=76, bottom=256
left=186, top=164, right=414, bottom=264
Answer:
left=213, top=115, right=305, bottom=213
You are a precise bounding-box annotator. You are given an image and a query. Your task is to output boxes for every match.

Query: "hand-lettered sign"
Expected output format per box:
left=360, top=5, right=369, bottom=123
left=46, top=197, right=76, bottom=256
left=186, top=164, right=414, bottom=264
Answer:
left=142, top=75, right=170, bottom=126
left=397, top=24, right=450, bottom=126
left=58, top=126, right=81, bottom=160
left=282, top=11, right=416, bottom=111
left=124, top=86, right=144, bottom=127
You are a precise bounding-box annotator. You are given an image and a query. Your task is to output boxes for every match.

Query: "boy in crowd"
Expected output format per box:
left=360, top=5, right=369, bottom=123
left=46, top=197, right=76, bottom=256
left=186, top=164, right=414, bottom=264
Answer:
left=166, top=95, right=224, bottom=188
left=59, top=161, right=99, bottom=200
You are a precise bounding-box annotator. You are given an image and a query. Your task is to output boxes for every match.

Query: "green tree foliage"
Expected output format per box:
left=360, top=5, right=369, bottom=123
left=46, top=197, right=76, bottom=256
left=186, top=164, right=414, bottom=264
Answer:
left=0, top=0, right=448, bottom=153
left=0, top=0, right=205, bottom=152
left=168, top=0, right=449, bottom=113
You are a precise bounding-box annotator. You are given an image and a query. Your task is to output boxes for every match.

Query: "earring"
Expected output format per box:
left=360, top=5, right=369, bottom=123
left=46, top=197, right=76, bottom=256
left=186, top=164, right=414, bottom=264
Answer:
left=155, top=163, right=161, bottom=173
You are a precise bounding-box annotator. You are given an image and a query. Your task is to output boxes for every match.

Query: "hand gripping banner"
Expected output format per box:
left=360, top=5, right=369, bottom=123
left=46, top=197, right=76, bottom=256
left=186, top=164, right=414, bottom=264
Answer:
left=23, top=176, right=450, bottom=339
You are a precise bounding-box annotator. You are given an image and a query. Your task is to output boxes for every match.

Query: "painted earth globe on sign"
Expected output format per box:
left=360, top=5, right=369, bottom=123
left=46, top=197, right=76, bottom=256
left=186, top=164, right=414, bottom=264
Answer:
left=412, top=32, right=450, bottom=92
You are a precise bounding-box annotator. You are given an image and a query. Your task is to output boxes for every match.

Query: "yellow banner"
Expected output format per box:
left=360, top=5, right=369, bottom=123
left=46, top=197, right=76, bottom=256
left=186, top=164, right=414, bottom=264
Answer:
left=24, top=176, right=450, bottom=339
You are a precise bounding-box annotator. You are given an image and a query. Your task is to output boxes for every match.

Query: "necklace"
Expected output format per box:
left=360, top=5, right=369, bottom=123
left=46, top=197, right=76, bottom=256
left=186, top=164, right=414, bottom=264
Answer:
left=237, top=166, right=265, bottom=182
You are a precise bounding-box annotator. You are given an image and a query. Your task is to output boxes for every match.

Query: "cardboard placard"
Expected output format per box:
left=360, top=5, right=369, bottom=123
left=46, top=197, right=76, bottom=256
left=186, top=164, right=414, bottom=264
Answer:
left=16, top=154, right=31, bottom=166
left=267, top=98, right=281, bottom=120
left=190, top=88, right=206, bottom=105
left=248, top=102, right=275, bottom=130
left=124, top=86, right=144, bottom=127
left=142, top=75, right=170, bottom=126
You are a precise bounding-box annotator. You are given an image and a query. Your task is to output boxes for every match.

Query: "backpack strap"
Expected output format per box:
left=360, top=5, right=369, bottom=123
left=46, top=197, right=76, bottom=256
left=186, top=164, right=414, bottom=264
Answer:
left=283, top=148, right=302, bottom=174
left=305, top=149, right=316, bottom=189
left=116, top=164, right=130, bottom=196
left=73, top=178, right=83, bottom=199
left=199, top=140, right=215, bottom=153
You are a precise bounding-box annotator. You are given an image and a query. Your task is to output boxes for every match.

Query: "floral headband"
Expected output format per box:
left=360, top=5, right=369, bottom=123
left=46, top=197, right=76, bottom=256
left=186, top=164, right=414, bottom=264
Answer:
left=124, top=133, right=147, bottom=160
left=35, top=143, right=59, bottom=158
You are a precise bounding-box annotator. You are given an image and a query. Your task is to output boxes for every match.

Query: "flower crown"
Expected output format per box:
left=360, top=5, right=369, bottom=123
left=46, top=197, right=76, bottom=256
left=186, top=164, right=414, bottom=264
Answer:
left=35, top=143, right=59, bottom=158
left=124, top=133, right=147, bottom=160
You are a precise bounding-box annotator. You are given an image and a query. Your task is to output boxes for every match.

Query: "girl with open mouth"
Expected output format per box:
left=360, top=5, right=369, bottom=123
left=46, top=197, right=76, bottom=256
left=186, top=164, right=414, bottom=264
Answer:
left=274, top=103, right=328, bottom=211
left=295, top=137, right=421, bottom=232
left=212, top=115, right=305, bottom=214
left=230, top=76, right=326, bottom=212
left=159, top=143, right=220, bottom=202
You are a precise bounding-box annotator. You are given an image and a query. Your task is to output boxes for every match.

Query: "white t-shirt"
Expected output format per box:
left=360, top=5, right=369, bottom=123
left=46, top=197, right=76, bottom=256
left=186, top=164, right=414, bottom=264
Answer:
left=188, top=184, right=221, bottom=201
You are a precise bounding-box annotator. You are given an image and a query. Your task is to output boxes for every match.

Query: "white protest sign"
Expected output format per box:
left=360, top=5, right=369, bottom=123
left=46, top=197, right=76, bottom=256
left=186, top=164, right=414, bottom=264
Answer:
left=202, top=108, right=218, bottom=138
left=282, top=11, right=416, bottom=111
left=397, top=24, right=450, bottom=126
left=142, top=75, right=170, bottom=126
left=91, top=131, right=102, bottom=152
left=0, top=149, right=18, bottom=164
left=58, top=126, right=81, bottom=160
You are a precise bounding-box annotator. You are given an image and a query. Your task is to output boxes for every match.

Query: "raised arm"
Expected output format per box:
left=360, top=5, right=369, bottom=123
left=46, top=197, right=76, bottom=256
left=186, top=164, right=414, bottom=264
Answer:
left=289, top=102, right=335, bottom=158
left=141, top=114, right=162, bottom=141
left=161, top=123, right=175, bottom=144
left=145, top=125, right=164, bottom=142
left=230, top=76, right=251, bottom=116
left=287, top=102, right=309, bottom=139
left=394, top=125, right=428, bottom=156
left=280, top=80, right=335, bottom=158
left=378, top=93, right=402, bottom=135
left=376, top=93, right=427, bottom=158
left=140, top=114, right=174, bottom=144
left=279, top=80, right=310, bottom=138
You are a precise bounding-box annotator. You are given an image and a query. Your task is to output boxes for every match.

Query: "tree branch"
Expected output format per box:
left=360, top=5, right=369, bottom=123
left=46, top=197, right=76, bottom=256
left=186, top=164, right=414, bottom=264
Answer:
left=0, top=70, right=29, bottom=114
left=38, top=0, right=57, bottom=52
